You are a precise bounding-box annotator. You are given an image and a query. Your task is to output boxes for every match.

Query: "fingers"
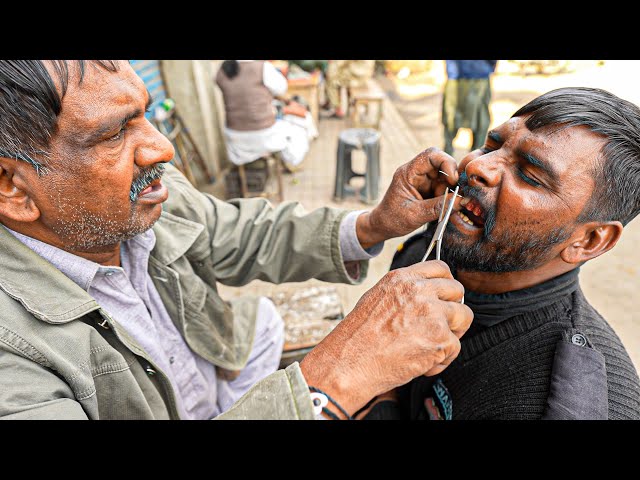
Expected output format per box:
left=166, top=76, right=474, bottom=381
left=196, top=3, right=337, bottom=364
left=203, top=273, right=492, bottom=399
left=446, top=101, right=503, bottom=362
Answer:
left=415, top=192, right=467, bottom=224
left=423, top=333, right=461, bottom=376
left=409, top=147, right=460, bottom=190
left=413, top=277, right=464, bottom=302
left=416, top=284, right=473, bottom=338
left=441, top=301, right=474, bottom=337
left=401, top=259, right=453, bottom=280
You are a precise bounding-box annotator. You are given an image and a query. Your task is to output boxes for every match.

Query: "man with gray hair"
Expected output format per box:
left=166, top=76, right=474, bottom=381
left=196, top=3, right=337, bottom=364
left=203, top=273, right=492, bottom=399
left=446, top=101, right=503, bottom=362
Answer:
left=0, top=60, right=473, bottom=420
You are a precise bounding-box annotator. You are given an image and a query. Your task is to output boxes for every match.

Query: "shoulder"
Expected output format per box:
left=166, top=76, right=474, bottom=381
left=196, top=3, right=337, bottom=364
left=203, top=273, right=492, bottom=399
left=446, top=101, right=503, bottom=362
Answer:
left=568, top=289, right=640, bottom=419
left=390, top=231, right=430, bottom=270
left=161, top=163, right=209, bottom=219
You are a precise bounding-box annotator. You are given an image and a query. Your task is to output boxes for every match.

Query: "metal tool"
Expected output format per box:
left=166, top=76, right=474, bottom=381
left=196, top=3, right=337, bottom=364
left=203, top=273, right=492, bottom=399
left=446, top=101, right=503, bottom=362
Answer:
left=421, top=185, right=459, bottom=262
left=421, top=184, right=464, bottom=304
left=419, top=170, right=465, bottom=303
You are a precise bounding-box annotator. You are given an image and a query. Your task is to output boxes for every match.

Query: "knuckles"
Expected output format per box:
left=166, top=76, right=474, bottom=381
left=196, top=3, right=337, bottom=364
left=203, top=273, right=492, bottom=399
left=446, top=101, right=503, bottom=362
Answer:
left=418, top=146, right=439, bottom=159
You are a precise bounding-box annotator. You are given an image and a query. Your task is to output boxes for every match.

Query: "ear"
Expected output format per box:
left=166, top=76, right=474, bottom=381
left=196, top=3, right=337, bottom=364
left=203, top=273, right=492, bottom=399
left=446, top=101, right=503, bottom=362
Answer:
left=0, top=157, right=41, bottom=223
left=560, top=221, right=624, bottom=264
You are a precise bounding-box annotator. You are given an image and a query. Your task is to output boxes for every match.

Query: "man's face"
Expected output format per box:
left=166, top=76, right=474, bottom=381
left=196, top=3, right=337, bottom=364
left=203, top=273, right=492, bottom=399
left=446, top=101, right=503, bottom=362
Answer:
left=443, top=116, right=605, bottom=273
left=25, top=61, right=175, bottom=252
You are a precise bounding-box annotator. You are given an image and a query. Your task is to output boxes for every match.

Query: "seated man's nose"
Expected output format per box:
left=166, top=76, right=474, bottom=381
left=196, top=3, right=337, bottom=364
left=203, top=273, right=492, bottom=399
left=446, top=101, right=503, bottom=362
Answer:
left=469, top=173, right=488, bottom=187
left=466, top=162, right=500, bottom=187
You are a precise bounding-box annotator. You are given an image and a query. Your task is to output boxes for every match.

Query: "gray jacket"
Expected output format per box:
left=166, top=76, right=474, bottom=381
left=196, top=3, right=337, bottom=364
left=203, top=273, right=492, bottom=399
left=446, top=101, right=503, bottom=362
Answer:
left=0, top=164, right=367, bottom=419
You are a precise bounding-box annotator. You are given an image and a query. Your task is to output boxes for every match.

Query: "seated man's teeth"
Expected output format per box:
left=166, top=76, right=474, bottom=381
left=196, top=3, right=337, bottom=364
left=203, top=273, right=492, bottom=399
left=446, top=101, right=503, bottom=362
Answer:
left=457, top=211, right=475, bottom=226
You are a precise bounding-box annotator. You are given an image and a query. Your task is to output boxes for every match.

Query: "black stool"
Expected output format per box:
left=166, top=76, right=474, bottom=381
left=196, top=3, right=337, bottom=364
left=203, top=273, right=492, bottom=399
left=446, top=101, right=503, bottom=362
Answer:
left=333, top=128, right=381, bottom=204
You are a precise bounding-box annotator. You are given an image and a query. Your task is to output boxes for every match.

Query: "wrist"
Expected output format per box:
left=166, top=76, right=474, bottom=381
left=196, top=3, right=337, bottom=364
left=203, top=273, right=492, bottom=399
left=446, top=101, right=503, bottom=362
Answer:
left=309, top=386, right=353, bottom=420
left=300, top=350, right=366, bottom=417
left=355, top=211, right=386, bottom=250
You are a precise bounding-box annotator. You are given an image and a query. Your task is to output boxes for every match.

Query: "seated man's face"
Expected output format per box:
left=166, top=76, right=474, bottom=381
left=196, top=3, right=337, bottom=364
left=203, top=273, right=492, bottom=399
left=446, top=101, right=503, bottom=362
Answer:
left=443, top=115, right=605, bottom=273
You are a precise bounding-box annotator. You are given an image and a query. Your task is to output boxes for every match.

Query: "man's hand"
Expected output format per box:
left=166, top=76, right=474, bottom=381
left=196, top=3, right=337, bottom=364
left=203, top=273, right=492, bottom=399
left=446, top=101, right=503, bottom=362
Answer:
left=356, top=147, right=467, bottom=249
left=300, top=260, right=473, bottom=418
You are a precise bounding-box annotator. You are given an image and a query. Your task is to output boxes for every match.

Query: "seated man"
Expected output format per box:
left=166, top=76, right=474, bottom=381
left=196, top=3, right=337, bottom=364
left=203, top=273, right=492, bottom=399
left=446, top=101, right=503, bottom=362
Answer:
left=369, top=87, right=640, bottom=420
left=215, top=60, right=313, bottom=170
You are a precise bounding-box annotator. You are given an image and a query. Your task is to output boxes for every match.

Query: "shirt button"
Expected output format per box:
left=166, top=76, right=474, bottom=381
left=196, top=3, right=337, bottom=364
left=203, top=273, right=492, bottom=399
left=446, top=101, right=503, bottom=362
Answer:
left=105, top=271, right=114, bottom=276
left=571, top=333, right=587, bottom=347
left=145, top=366, right=157, bottom=376
left=169, top=356, right=175, bottom=364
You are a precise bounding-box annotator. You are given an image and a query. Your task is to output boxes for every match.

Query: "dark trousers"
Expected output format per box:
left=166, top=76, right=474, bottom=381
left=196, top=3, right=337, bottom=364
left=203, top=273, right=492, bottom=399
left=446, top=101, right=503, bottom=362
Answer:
left=442, top=78, right=492, bottom=155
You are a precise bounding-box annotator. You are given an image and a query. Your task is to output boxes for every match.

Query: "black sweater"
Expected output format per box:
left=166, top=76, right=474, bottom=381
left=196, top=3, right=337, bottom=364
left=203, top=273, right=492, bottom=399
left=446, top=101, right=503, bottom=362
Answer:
left=383, top=232, right=640, bottom=420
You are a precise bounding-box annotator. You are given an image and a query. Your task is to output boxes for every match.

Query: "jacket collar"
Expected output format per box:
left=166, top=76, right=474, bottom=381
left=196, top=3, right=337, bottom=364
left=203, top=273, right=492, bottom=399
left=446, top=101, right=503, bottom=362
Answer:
left=0, top=211, right=204, bottom=324
left=150, top=211, right=204, bottom=265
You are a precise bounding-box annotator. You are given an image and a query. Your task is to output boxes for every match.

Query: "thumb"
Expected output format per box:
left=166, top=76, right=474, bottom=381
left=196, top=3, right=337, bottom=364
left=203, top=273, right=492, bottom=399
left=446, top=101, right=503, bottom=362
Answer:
left=419, top=193, right=469, bottom=224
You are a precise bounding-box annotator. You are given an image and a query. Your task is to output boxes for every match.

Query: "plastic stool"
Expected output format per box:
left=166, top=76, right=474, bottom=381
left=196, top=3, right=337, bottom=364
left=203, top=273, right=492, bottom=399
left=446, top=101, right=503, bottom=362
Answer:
left=333, top=128, right=381, bottom=204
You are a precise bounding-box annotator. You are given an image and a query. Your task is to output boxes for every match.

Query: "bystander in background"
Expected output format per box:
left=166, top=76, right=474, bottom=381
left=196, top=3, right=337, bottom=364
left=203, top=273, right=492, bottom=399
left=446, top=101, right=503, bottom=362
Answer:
left=442, top=60, right=497, bottom=156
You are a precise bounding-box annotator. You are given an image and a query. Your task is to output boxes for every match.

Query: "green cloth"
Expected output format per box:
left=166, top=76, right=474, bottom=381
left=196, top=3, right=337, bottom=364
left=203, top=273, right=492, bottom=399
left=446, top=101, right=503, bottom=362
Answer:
left=289, top=60, right=328, bottom=74
left=442, top=78, right=492, bottom=155
left=0, top=164, right=368, bottom=419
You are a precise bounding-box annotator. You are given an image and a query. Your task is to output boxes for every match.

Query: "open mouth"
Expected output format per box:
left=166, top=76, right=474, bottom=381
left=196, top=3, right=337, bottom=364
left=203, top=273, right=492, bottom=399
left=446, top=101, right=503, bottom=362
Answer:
left=456, top=198, right=486, bottom=228
left=139, top=178, right=162, bottom=197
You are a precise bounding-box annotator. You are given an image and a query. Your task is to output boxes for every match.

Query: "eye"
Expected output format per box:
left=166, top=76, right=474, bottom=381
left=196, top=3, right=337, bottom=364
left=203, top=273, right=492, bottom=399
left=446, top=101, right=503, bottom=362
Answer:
left=516, top=166, right=541, bottom=187
left=106, top=127, right=126, bottom=142
left=480, top=143, right=498, bottom=154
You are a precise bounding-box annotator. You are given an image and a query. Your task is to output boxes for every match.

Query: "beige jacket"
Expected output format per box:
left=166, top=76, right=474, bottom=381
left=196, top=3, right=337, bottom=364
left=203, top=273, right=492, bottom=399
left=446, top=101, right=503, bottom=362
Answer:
left=0, top=164, right=368, bottom=419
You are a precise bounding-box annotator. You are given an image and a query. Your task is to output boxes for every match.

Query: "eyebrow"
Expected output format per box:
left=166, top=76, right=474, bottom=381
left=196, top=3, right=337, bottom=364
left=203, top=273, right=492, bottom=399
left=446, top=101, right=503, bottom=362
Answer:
left=487, top=131, right=502, bottom=143
left=80, top=92, right=154, bottom=146
left=520, top=151, right=557, bottom=178
left=489, top=128, right=559, bottom=185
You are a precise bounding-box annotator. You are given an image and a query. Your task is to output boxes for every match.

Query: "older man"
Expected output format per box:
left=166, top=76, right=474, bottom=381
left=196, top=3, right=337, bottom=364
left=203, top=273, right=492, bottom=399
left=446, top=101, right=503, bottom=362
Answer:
left=0, top=60, right=473, bottom=420
left=369, top=87, right=640, bottom=420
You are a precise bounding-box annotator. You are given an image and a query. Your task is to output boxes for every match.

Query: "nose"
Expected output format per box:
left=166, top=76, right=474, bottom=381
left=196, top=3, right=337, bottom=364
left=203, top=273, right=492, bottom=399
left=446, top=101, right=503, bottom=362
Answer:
left=464, top=152, right=502, bottom=188
left=134, top=120, right=176, bottom=168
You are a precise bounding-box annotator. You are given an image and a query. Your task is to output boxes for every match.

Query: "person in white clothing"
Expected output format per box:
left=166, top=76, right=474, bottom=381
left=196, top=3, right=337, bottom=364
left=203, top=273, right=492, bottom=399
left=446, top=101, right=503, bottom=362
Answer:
left=215, top=60, right=313, bottom=169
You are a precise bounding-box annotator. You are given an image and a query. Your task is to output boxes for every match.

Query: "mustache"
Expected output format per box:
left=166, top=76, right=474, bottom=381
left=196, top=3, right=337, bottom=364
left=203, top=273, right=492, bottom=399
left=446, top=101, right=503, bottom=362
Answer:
left=130, top=163, right=166, bottom=202
left=457, top=171, right=497, bottom=239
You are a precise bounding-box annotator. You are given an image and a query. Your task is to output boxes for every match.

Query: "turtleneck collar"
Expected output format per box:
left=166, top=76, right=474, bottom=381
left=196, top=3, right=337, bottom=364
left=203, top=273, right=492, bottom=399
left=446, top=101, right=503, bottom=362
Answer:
left=463, top=267, right=581, bottom=327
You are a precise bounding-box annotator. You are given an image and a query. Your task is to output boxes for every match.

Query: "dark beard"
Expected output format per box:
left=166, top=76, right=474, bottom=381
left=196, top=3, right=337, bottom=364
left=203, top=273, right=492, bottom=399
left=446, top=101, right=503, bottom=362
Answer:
left=437, top=172, right=572, bottom=273
left=441, top=221, right=571, bottom=273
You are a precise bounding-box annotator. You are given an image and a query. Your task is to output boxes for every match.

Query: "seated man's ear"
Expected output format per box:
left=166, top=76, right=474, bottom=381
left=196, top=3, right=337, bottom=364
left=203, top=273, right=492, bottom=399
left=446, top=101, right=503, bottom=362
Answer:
left=0, top=157, right=40, bottom=223
left=560, top=221, right=623, bottom=264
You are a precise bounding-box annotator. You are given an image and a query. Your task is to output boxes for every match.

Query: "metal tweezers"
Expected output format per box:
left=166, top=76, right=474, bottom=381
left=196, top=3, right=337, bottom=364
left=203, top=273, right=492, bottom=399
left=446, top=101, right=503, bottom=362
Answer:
left=421, top=185, right=460, bottom=263
left=421, top=184, right=464, bottom=304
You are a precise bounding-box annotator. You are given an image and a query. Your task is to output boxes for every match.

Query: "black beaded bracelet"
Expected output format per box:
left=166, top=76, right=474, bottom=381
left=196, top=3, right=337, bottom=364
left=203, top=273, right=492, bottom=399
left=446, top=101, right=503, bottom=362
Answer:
left=309, top=386, right=353, bottom=420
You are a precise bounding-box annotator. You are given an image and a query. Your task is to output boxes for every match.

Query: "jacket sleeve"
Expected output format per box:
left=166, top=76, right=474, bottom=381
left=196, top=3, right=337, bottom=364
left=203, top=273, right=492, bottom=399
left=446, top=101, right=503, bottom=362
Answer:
left=215, top=362, right=316, bottom=420
left=0, top=350, right=89, bottom=419
left=161, top=164, right=370, bottom=287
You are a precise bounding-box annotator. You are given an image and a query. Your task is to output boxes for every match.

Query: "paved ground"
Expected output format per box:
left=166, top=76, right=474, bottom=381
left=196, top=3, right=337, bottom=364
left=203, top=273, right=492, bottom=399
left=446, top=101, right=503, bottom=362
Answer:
left=218, top=60, right=640, bottom=369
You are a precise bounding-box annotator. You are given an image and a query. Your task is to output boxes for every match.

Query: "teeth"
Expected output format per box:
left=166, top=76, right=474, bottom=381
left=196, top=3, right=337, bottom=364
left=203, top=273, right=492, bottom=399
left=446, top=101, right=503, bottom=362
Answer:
left=457, top=211, right=475, bottom=226
left=465, top=199, right=483, bottom=219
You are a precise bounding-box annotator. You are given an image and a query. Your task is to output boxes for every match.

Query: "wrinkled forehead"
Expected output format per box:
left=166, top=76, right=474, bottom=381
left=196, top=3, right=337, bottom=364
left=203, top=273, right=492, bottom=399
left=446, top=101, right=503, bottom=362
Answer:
left=44, top=60, right=147, bottom=133
left=493, top=115, right=606, bottom=181
left=500, top=115, right=605, bottom=156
